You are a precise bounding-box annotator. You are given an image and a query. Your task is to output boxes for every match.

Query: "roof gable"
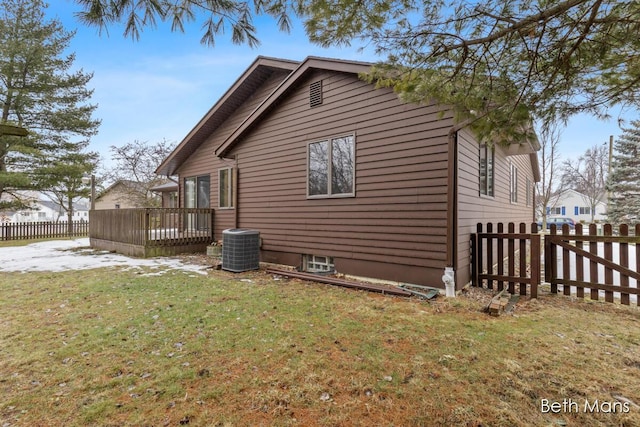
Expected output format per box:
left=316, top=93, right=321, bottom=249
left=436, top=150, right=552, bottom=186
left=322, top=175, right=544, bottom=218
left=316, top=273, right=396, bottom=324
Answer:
left=156, top=56, right=299, bottom=176
left=214, top=56, right=373, bottom=158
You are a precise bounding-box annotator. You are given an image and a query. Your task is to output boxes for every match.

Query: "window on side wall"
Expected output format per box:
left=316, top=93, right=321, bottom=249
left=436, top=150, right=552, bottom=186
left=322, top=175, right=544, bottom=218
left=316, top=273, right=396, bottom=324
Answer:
left=479, top=144, right=494, bottom=197
left=308, top=134, right=355, bottom=198
left=218, top=168, right=234, bottom=209
left=526, top=178, right=532, bottom=207
left=305, top=254, right=335, bottom=273
left=510, top=163, right=519, bottom=204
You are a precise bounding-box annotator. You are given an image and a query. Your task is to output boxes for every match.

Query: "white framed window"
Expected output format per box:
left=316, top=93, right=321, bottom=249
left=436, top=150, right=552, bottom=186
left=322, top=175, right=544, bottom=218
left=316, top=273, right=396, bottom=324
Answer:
left=479, top=144, right=494, bottom=197
left=308, top=134, right=355, bottom=198
left=526, top=177, right=532, bottom=207
left=510, top=163, right=518, bottom=204
left=579, top=206, right=591, bottom=215
left=305, top=255, right=335, bottom=273
left=218, top=168, right=234, bottom=209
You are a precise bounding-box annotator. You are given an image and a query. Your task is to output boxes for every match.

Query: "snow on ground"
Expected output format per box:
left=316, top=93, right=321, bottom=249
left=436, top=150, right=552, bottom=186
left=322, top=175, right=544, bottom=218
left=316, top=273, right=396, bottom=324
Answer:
left=0, top=238, right=208, bottom=276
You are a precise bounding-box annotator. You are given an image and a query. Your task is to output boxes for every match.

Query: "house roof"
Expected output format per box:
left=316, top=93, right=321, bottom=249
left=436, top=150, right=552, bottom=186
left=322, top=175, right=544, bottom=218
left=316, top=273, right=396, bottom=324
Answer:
left=157, top=55, right=541, bottom=176
left=214, top=56, right=374, bottom=158
left=150, top=181, right=178, bottom=192
left=155, top=56, right=299, bottom=176
left=95, top=180, right=147, bottom=200
left=38, top=200, right=89, bottom=212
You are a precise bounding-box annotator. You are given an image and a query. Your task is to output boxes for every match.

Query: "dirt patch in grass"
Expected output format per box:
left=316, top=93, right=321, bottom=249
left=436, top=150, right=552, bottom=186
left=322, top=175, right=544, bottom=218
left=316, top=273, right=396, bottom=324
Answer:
left=1, top=267, right=639, bottom=426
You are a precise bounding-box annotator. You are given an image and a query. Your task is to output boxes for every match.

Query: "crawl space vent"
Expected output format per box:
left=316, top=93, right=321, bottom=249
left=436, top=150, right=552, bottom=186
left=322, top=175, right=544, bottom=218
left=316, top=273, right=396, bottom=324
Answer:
left=309, top=80, right=323, bottom=107
left=222, top=228, right=260, bottom=272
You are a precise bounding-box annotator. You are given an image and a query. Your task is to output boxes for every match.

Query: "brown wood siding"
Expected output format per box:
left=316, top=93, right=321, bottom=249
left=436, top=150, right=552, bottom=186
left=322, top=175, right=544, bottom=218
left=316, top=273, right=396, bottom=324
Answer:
left=228, top=70, right=455, bottom=286
left=177, top=70, right=291, bottom=239
left=456, top=128, right=536, bottom=286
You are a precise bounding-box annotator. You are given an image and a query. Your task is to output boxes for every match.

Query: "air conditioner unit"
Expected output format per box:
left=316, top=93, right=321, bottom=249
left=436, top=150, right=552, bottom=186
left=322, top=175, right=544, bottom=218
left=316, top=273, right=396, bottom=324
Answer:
left=222, top=228, right=260, bottom=272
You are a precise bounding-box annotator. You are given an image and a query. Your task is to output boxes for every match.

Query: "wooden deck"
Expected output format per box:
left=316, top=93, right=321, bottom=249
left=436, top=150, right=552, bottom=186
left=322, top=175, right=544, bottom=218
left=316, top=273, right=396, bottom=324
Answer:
left=89, top=208, right=214, bottom=257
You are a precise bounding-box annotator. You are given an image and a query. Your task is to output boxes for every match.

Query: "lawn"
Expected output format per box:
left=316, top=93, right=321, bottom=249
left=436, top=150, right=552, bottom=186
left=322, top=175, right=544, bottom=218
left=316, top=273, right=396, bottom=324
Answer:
left=1, top=264, right=639, bottom=426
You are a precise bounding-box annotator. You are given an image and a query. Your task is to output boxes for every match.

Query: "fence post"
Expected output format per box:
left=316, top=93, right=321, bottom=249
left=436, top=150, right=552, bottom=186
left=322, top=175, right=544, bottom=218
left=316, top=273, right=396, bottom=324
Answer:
left=604, top=224, right=613, bottom=303
left=470, top=232, right=478, bottom=287
left=508, top=222, right=515, bottom=294
left=519, top=223, right=527, bottom=295
left=530, top=222, right=540, bottom=298
left=620, top=224, right=629, bottom=305
left=476, top=223, right=484, bottom=289
left=589, top=223, right=598, bottom=301
left=561, top=224, right=571, bottom=296
left=497, top=223, right=504, bottom=291
left=636, top=224, right=640, bottom=307
left=487, top=222, right=494, bottom=289
left=548, top=225, right=557, bottom=293
left=575, top=224, right=584, bottom=300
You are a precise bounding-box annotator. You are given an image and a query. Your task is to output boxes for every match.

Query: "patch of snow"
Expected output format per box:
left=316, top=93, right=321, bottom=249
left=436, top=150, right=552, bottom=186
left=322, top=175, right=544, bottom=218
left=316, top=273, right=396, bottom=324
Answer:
left=0, top=238, right=207, bottom=275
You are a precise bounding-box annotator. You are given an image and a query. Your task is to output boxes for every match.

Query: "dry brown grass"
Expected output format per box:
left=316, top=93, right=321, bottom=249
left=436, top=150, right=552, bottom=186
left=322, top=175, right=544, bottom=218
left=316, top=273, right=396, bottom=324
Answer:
left=1, top=265, right=639, bottom=426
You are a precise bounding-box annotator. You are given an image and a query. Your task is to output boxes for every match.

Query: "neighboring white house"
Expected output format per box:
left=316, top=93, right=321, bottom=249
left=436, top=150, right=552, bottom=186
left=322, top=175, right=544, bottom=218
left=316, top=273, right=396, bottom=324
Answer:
left=545, top=189, right=608, bottom=223
left=8, top=200, right=89, bottom=223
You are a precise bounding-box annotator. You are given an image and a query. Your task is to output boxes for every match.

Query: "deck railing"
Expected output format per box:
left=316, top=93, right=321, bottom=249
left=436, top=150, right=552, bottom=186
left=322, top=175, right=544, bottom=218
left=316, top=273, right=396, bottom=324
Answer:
left=89, top=208, right=214, bottom=250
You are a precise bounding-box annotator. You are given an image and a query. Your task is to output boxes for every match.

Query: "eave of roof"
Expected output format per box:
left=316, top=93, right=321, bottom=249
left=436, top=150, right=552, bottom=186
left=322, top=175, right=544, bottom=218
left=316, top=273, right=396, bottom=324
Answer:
left=155, top=56, right=300, bottom=176
left=215, top=56, right=374, bottom=158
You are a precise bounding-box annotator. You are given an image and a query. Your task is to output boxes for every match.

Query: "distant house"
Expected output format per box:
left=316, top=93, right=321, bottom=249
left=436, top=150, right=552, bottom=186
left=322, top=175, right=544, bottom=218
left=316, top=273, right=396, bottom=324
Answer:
left=94, top=180, right=162, bottom=210
left=156, top=56, right=540, bottom=290
left=8, top=200, right=89, bottom=222
left=545, top=188, right=607, bottom=223
left=150, top=180, right=178, bottom=208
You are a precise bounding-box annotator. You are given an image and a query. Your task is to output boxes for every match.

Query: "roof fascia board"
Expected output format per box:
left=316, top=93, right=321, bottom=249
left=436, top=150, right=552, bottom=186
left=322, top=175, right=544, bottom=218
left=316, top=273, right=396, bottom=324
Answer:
left=155, top=56, right=299, bottom=175
left=215, top=56, right=373, bottom=158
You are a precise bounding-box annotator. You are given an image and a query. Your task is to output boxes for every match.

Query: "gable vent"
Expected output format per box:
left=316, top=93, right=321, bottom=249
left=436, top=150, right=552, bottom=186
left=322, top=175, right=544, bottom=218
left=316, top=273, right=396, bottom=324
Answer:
left=309, top=80, right=323, bottom=107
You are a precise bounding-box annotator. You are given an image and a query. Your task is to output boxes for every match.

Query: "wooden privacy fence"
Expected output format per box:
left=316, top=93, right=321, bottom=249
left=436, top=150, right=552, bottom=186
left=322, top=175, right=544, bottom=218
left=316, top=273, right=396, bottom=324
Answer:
left=471, top=223, right=541, bottom=298
left=89, top=208, right=214, bottom=257
left=546, top=223, right=640, bottom=306
left=472, top=222, right=640, bottom=305
left=0, top=220, right=89, bottom=241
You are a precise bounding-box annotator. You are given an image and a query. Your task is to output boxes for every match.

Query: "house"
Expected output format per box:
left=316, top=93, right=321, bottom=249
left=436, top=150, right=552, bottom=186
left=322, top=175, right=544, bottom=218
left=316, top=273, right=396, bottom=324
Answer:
left=8, top=200, right=89, bottom=222
left=156, top=56, right=540, bottom=290
left=94, top=180, right=161, bottom=210
left=545, top=189, right=607, bottom=223
left=150, top=180, right=178, bottom=208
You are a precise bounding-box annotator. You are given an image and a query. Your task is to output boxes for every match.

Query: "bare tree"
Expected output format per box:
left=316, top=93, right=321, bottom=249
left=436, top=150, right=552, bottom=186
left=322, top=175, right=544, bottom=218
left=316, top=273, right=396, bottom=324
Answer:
left=562, top=144, right=609, bottom=223
left=107, top=139, right=176, bottom=207
left=535, top=121, right=564, bottom=229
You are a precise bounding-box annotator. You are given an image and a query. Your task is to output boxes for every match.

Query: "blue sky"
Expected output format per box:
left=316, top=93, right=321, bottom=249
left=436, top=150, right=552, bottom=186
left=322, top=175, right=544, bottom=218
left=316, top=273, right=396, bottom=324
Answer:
left=46, top=1, right=634, bottom=171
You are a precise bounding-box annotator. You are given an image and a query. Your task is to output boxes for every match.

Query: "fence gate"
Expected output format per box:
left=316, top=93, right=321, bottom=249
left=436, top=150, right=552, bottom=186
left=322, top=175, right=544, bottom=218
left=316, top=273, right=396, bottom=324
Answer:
left=471, top=222, right=541, bottom=298
left=545, top=223, right=640, bottom=306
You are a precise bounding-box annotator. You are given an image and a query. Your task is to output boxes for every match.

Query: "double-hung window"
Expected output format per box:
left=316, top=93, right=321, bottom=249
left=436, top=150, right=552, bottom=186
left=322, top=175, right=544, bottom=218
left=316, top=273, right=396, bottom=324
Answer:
left=479, top=144, right=494, bottom=197
left=579, top=206, right=591, bottom=215
left=510, top=163, right=519, bottom=203
left=218, top=168, right=234, bottom=209
left=308, top=134, right=355, bottom=198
